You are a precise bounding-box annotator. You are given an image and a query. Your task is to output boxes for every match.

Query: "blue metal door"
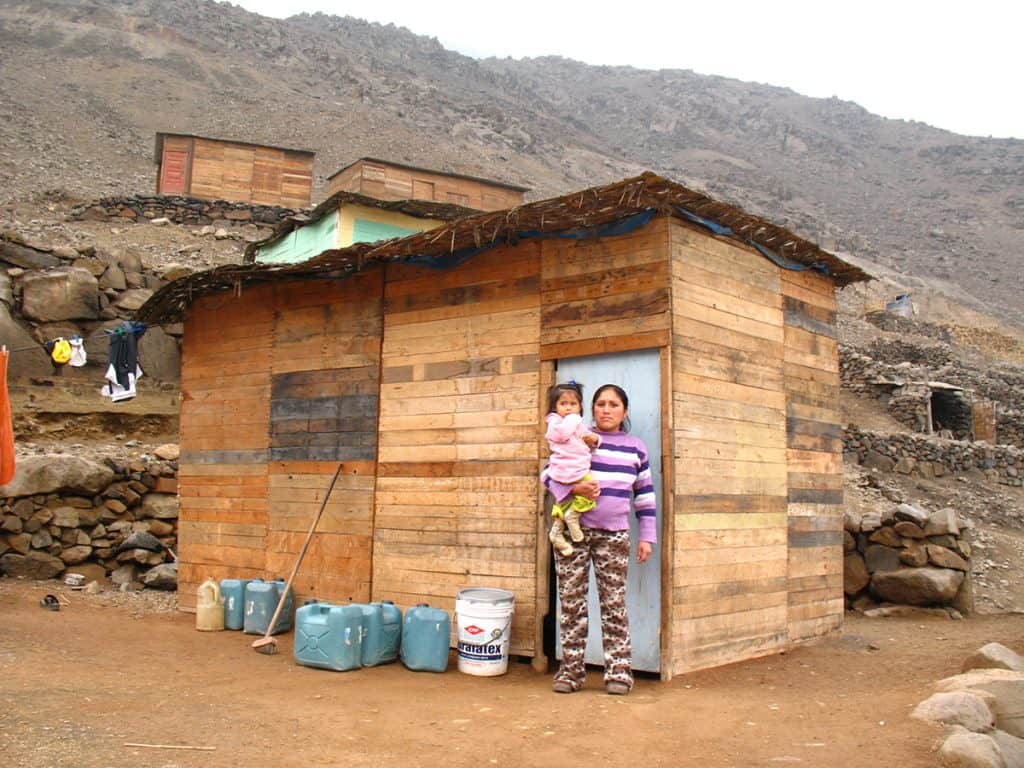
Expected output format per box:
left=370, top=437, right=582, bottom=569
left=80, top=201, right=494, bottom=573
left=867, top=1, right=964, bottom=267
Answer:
left=553, top=348, right=662, bottom=672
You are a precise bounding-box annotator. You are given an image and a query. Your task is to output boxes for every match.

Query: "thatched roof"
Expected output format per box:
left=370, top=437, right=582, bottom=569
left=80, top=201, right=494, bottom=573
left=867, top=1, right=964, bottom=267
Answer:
left=243, top=189, right=479, bottom=262
left=137, top=171, right=870, bottom=324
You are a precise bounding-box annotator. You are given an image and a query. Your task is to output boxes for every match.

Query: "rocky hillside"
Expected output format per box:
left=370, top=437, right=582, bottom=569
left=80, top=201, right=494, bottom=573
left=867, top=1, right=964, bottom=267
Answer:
left=0, top=0, right=1021, bottom=326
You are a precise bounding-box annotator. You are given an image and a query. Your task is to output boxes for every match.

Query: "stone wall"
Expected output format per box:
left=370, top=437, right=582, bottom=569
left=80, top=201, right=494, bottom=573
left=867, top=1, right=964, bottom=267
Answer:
left=0, top=451, right=179, bottom=589
left=844, top=427, right=1024, bottom=486
left=841, top=343, right=1024, bottom=449
left=0, top=231, right=182, bottom=381
left=844, top=502, right=971, bottom=615
left=67, top=194, right=303, bottom=228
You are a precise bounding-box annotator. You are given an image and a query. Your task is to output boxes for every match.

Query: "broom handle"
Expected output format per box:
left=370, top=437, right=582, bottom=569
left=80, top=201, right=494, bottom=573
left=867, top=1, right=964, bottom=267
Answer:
left=261, top=462, right=344, bottom=639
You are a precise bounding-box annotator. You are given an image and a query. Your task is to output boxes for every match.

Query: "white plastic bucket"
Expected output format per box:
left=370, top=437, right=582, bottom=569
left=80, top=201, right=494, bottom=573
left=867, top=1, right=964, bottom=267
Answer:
left=455, top=587, right=515, bottom=676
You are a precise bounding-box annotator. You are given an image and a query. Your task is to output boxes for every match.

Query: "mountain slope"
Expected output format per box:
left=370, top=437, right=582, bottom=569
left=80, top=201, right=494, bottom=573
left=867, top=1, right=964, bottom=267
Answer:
left=0, top=0, right=1020, bottom=324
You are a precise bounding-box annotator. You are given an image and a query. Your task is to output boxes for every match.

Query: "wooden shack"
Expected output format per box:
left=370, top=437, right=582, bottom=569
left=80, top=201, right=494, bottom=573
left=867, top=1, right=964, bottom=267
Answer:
left=155, top=133, right=315, bottom=207
left=327, top=157, right=528, bottom=211
left=138, top=172, right=869, bottom=679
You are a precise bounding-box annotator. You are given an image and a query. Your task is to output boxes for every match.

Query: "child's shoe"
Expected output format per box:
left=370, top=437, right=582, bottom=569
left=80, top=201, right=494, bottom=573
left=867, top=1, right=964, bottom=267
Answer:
left=549, top=520, right=574, bottom=556
left=564, top=509, right=584, bottom=543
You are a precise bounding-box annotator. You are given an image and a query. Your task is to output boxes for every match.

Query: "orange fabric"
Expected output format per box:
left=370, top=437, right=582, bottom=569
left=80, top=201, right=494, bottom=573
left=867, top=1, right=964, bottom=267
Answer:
left=0, top=351, right=14, bottom=486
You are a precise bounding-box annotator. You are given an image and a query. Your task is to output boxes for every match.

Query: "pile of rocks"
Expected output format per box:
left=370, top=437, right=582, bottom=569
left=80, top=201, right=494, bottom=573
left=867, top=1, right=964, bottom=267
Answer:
left=844, top=502, right=971, bottom=615
left=912, top=642, right=1024, bottom=766
left=0, top=449, right=179, bottom=590
left=845, top=427, right=1023, bottom=487
left=68, top=194, right=302, bottom=229
left=0, top=231, right=181, bottom=381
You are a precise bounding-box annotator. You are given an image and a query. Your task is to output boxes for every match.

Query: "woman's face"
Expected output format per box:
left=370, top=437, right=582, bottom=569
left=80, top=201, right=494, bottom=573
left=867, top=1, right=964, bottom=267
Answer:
left=592, top=388, right=627, bottom=432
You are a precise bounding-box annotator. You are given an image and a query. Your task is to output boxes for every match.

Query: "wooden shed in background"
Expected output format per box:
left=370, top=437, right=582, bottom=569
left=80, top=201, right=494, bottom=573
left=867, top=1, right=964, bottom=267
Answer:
left=327, top=157, right=528, bottom=211
left=138, top=172, right=869, bottom=679
left=155, top=133, right=315, bottom=207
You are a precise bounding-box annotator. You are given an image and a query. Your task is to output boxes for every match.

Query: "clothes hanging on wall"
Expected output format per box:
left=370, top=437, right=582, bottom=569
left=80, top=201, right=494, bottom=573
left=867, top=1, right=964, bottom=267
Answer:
left=0, top=349, right=15, bottom=486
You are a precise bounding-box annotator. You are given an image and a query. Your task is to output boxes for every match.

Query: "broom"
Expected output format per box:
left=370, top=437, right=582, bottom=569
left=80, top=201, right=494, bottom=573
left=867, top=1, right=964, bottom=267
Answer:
left=252, top=461, right=344, bottom=655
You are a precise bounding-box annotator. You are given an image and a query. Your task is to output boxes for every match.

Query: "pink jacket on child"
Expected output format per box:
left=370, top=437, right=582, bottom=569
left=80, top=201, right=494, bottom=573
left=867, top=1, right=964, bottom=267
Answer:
left=545, top=412, right=599, bottom=483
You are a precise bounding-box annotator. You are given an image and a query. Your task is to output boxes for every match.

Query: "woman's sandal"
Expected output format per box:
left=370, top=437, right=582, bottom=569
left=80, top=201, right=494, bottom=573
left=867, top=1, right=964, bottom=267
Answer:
left=39, top=594, right=60, bottom=611
left=606, top=681, right=630, bottom=695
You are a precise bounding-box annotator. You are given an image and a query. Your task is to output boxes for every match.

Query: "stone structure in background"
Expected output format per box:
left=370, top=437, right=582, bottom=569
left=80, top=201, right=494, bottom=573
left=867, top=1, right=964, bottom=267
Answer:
left=0, top=449, right=179, bottom=590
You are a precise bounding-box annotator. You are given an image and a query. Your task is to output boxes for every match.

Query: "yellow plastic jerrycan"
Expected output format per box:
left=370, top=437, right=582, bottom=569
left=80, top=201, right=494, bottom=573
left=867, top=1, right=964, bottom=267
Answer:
left=196, top=578, right=225, bottom=631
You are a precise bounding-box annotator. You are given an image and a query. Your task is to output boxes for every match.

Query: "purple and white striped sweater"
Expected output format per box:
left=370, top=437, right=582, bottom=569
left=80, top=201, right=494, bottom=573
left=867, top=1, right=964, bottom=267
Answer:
left=543, top=430, right=657, bottom=543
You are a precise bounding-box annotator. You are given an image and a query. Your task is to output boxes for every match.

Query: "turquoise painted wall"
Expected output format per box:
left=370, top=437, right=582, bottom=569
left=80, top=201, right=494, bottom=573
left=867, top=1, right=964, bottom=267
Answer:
left=351, top=218, right=419, bottom=244
left=256, top=212, right=338, bottom=264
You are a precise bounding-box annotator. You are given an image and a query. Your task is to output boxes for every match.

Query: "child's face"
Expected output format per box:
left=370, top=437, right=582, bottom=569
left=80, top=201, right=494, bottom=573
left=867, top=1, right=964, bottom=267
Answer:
left=555, top=391, right=582, bottom=417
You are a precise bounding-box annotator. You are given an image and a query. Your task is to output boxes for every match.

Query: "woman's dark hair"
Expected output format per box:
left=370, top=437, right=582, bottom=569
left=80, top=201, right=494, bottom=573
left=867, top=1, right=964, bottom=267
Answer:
left=592, top=383, right=631, bottom=432
left=547, top=381, right=584, bottom=414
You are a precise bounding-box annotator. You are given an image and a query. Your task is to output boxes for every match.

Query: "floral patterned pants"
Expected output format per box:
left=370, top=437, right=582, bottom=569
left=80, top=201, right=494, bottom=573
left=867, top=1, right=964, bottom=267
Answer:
left=554, top=528, right=632, bottom=690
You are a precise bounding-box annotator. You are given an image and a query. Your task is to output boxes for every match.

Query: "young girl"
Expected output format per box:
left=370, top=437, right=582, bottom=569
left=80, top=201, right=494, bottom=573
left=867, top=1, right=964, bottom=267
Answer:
left=544, top=382, right=600, bottom=556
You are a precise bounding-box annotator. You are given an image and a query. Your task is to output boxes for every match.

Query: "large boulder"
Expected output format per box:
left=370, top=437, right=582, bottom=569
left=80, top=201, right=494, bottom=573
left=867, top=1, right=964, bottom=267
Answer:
left=111, top=288, right=153, bottom=312
left=896, top=502, right=931, bottom=527
left=0, top=239, right=61, bottom=269
left=116, top=531, right=163, bottom=553
left=864, top=543, right=901, bottom=573
left=0, top=302, right=52, bottom=377
left=0, top=455, right=114, bottom=497
left=136, top=494, right=178, bottom=520
left=935, top=669, right=1024, bottom=738
left=991, top=730, right=1024, bottom=768
left=938, top=729, right=1006, bottom=768
left=20, top=266, right=100, bottom=321
left=927, top=507, right=961, bottom=536
left=844, top=553, right=869, bottom=594
left=870, top=567, right=964, bottom=605
left=963, top=644, right=1024, bottom=674
left=912, top=691, right=996, bottom=732
left=0, top=550, right=65, bottom=579
left=136, top=324, right=180, bottom=381
left=142, top=562, right=178, bottom=590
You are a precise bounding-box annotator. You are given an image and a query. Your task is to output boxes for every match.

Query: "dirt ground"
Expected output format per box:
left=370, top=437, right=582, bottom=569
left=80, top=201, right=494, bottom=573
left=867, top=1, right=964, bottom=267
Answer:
left=4, top=580, right=1024, bottom=768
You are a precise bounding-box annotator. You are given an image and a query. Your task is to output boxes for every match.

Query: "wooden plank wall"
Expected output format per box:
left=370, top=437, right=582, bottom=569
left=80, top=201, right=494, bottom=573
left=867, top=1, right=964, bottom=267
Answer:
left=177, top=286, right=276, bottom=610
left=328, top=160, right=524, bottom=211
left=177, top=272, right=383, bottom=609
left=668, top=219, right=790, bottom=674
left=186, top=138, right=313, bottom=207
left=266, top=272, right=384, bottom=602
left=373, top=245, right=542, bottom=655
left=539, top=217, right=672, bottom=361
left=781, top=271, right=844, bottom=642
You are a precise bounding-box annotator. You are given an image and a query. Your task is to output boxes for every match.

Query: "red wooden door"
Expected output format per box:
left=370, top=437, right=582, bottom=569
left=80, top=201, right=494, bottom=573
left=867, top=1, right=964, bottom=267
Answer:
left=159, top=149, right=189, bottom=195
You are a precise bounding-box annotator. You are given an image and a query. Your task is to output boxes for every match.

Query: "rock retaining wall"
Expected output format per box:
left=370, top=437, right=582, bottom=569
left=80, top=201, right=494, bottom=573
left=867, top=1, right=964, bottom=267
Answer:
left=841, top=344, right=1024, bottom=449
left=0, top=452, right=178, bottom=589
left=844, top=427, right=1023, bottom=486
left=0, top=232, right=183, bottom=380
left=844, top=502, right=972, bottom=614
left=67, top=194, right=303, bottom=228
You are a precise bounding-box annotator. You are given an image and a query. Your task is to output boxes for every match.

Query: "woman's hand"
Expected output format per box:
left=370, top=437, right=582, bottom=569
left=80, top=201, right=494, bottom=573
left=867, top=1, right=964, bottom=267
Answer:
left=571, top=478, right=600, bottom=501
left=637, top=541, right=653, bottom=564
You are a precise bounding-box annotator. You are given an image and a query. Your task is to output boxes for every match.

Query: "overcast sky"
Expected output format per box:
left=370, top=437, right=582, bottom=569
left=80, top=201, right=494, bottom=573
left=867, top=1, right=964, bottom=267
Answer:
left=229, top=0, right=1022, bottom=140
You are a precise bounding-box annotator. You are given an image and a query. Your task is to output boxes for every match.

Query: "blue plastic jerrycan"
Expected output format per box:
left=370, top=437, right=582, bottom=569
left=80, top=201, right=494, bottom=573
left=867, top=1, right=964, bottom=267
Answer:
left=243, top=578, right=294, bottom=636
left=294, top=601, right=364, bottom=672
left=220, top=578, right=251, bottom=631
left=359, top=600, right=403, bottom=667
left=400, top=603, right=450, bottom=673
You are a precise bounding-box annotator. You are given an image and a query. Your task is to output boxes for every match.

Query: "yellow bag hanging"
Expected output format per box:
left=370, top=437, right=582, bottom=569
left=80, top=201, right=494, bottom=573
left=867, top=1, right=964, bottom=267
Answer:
left=50, top=338, right=72, bottom=365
